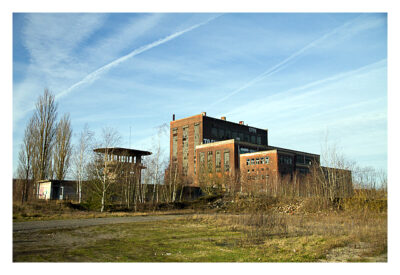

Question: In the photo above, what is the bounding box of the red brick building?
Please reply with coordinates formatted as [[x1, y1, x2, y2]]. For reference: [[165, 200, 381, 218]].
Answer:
[[170, 113, 320, 187]]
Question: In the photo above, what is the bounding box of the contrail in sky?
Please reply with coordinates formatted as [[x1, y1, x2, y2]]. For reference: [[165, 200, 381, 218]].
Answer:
[[208, 14, 365, 108], [56, 14, 221, 100]]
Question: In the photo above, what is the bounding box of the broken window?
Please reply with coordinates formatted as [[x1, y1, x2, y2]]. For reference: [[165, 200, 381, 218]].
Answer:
[[199, 152, 205, 173], [215, 150, 221, 172], [224, 150, 230, 172], [172, 132, 178, 161], [207, 151, 213, 173], [182, 126, 189, 174]]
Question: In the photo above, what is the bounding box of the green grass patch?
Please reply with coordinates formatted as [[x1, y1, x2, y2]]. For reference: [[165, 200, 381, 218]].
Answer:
[[13, 214, 386, 262]]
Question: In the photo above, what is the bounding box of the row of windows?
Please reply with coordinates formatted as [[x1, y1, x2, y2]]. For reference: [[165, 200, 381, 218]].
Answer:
[[246, 157, 270, 165], [200, 150, 230, 173], [279, 155, 293, 165], [296, 155, 313, 165], [247, 167, 269, 173], [210, 127, 264, 145]]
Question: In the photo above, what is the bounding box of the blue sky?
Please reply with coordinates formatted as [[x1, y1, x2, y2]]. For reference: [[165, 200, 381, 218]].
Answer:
[[12, 13, 387, 175]]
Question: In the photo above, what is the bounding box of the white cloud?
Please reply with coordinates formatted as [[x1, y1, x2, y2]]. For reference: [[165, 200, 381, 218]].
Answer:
[[55, 14, 221, 99], [209, 14, 386, 108], [22, 13, 107, 72]]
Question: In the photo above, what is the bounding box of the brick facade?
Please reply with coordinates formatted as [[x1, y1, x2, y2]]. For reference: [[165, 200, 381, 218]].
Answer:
[[170, 113, 320, 187]]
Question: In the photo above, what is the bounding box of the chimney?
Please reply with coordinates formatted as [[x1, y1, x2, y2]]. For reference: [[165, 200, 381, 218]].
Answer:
[[201, 112, 206, 116], [172, 114, 175, 121], [239, 121, 244, 125], [221, 116, 226, 121]]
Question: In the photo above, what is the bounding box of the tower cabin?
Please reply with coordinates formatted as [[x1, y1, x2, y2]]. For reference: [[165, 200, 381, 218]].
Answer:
[[93, 147, 152, 184]]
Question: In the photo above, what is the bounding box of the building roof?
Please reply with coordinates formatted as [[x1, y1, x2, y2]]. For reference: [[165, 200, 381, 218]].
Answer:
[[93, 147, 152, 156], [267, 145, 319, 157]]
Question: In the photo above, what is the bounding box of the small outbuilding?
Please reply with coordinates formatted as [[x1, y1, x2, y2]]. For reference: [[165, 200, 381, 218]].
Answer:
[[37, 180, 78, 200]]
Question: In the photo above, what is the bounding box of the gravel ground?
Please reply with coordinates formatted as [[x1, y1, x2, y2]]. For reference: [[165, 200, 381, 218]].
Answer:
[[13, 214, 188, 232]]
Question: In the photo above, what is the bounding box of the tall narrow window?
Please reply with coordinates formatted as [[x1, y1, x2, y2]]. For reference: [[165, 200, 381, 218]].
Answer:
[[199, 152, 205, 173], [172, 128, 178, 161], [224, 150, 230, 172], [215, 150, 221, 172], [194, 123, 200, 175], [257, 136, 261, 145], [182, 126, 189, 175], [207, 151, 213, 173], [194, 123, 200, 149]]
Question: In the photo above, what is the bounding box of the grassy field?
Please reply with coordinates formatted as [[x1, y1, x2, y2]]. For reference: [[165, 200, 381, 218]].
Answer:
[[13, 210, 386, 262]]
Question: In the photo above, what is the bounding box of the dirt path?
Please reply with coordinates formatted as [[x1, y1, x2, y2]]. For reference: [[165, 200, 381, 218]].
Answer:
[[13, 214, 189, 232]]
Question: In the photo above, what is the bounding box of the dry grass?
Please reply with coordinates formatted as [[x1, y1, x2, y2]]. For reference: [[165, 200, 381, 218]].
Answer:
[[13, 200, 195, 222], [187, 200, 387, 262]]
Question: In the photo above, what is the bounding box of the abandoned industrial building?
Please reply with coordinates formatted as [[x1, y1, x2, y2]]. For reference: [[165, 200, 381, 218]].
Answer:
[[170, 112, 333, 189]]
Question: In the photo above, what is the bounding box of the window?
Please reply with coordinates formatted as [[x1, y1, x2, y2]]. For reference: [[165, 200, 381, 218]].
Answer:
[[232, 131, 237, 140], [194, 123, 200, 150], [265, 156, 269, 164], [246, 159, 250, 165], [239, 133, 244, 141], [199, 152, 205, 173], [260, 157, 264, 164], [279, 155, 292, 165], [224, 150, 230, 172], [207, 151, 213, 173], [215, 151, 221, 172], [257, 136, 261, 145], [296, 155, 305, 164], [245, 134, 250, 142], [218, 128, 224, 139], [172, 128, 178, 160], [251, 135, 256, 144], [255, 158, 259, 164], [182, 126, 189, 172], [251, 158, 255, 165]]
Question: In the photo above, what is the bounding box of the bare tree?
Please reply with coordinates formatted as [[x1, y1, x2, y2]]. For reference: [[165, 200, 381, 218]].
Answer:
[[33, 89, 58, 181], [142, 124, 168, 204], [73, 124, 93, 203], [87, 127, 121, 212], [53, 114, 72, 180], [16, 117, 36, 203]]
